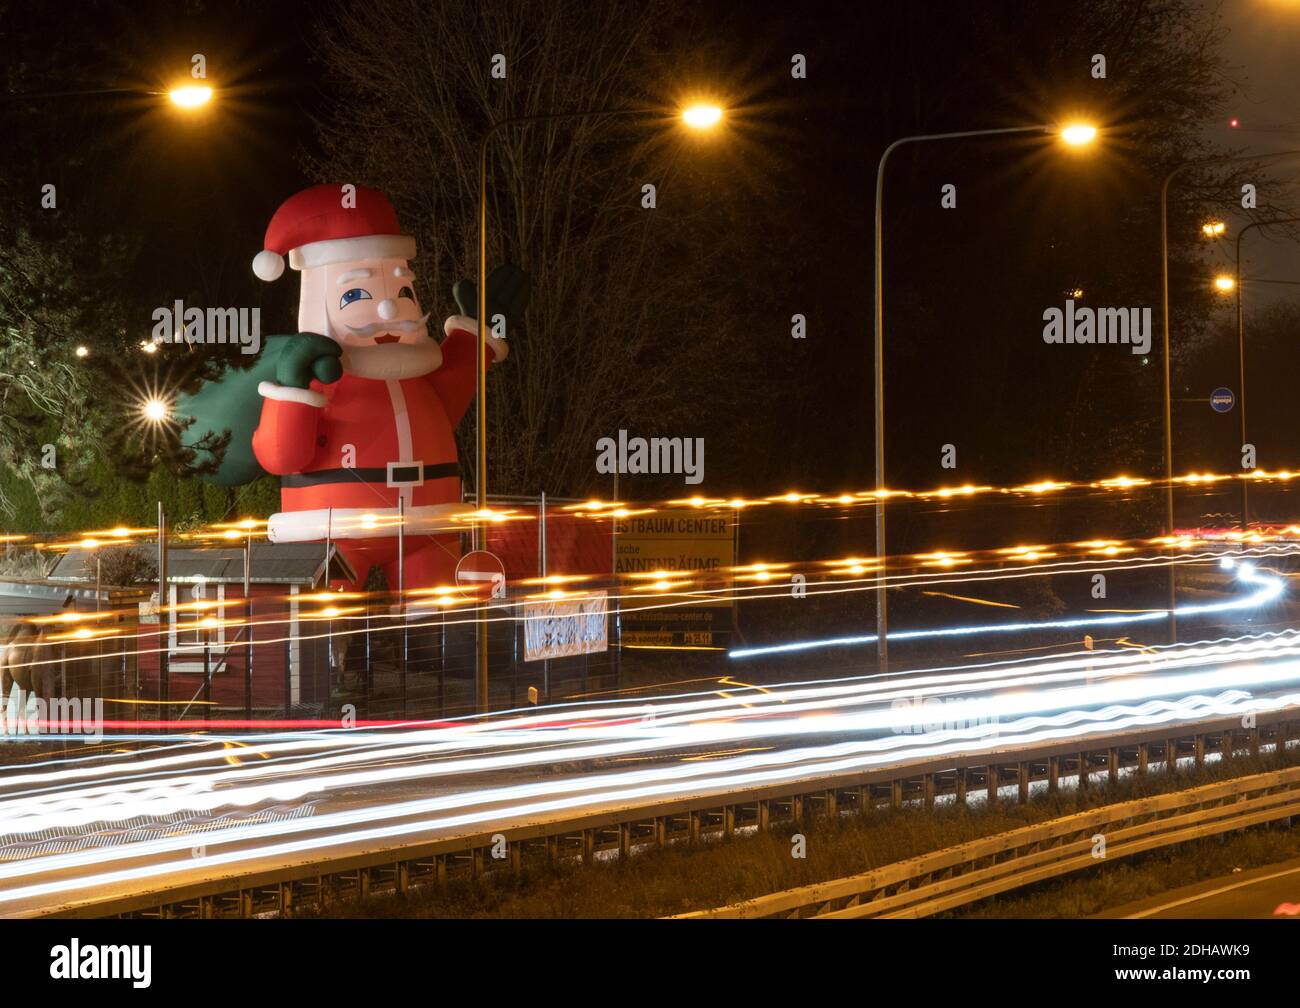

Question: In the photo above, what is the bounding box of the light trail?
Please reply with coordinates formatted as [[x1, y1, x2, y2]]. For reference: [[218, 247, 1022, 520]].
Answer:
[[7, 456, 1300, 914], [3, 602, 1300, 914], [728, 560, 1284, 659], [1, 687, 1297, 910], [5, 607, 1300, 834], [23, 464, 1300, 561], [6, 543, 1295, 690], [0, 693, 1261, 887]]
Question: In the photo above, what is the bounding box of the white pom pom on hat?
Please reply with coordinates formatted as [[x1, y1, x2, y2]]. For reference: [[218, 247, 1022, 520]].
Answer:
[[252, 249, 285, 282]]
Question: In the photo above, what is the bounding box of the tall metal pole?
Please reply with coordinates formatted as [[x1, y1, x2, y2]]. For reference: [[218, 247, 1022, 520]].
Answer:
[[157, 501, 168, 724], [95, 554, 103, 702], [476, 135, 491, 532], [1159, 167, 1180, 642], [324, 507, 332, 585], [324, 507, 334, 686], [398, 495, 407, 716], [611, 470, 621, 687], [243, 534, 253, 721], [1160, 151, 1300, 640], [1233, 217, 1300, 533], [202, 626, 212, 723], [874, 124, 1050, 673], [475, 121, 499, 714], [1236, 224, 1246, 535], [539, 491, 549, 703]]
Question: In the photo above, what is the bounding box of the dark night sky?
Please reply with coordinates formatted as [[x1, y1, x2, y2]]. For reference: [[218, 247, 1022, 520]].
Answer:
[[1199, 0, 1300, 302], [5, 0, 1298, 521]]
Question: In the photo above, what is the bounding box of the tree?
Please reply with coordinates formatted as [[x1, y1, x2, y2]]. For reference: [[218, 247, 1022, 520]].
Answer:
[[309, 0, 780, 498]]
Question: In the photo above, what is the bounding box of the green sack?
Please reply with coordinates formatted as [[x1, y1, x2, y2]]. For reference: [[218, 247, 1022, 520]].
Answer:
[[175, 335, 295, 486]]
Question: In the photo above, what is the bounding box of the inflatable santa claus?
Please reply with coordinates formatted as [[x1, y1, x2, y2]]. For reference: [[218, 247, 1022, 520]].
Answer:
[[189, 182, 525, 591]]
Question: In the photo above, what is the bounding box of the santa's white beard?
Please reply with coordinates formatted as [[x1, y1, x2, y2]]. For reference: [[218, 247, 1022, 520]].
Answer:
[[340, 339, 442, 380]]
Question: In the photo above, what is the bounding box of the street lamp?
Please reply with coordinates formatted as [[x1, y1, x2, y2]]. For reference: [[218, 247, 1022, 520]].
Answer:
[[1061, 123, 1098, 146], [1234, 216, 1300, 531], [682, 104, 723, 129], [1158, 148, 1300, 642], [1202, 220, 1227, 237], [142, 398, 169, 423], [872, 120, 1097, 671], [474, 100, 725, 711], [167, 85, 213, 109], [1213, 274, 1236, 292]]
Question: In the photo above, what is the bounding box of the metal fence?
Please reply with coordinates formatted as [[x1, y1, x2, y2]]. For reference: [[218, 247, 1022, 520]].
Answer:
[[0, 494, 628, 731]]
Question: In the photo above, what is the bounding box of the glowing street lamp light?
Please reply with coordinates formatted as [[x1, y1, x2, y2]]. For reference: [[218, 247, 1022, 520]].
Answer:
[[682, 104, 723, 130], [168, 85, 213, 109], [142, 398, 169, 423], [1060, 123, 1098, 146], [1202, 220, 1227, 237], [1214, 274, 1236, 293]]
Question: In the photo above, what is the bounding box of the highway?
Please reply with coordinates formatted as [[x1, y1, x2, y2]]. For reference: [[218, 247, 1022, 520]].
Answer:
[[1105, 856, 1300, 919], [3, 560, 1300, 918]]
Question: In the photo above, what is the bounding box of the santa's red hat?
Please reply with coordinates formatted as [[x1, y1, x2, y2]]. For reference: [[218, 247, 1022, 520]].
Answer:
[[252, 184, 416, 281]]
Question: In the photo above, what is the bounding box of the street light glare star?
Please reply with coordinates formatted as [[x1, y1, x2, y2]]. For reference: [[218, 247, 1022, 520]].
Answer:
[[1060, 123, 1098, 146], [169, 85, 213, 109], [142, 398, 169, 422], [1214, 275, 1236, 292], [682, 104, 724, 129]]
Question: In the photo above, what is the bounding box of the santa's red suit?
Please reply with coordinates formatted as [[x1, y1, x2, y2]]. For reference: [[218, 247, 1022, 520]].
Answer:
[[251, 319, 501, 591], [247, 183, 506, 592]]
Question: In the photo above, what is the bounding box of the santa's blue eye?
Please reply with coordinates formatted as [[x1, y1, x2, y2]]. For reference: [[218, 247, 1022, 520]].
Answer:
[[340, 288, 372, 308]]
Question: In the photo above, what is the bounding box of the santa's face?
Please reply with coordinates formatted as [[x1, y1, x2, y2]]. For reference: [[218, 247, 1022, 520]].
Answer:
[[299, 256, 442, 380]]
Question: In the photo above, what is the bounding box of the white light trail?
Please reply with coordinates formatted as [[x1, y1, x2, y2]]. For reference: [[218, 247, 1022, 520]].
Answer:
[[729, 562, 1284, 659]]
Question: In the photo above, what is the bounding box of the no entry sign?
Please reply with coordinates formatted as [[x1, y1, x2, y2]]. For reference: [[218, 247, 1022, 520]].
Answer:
[[455, 550, 507, 599]]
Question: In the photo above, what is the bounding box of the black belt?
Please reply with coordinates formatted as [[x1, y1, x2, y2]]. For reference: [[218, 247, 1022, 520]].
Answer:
[[282, 462, 460, 489]]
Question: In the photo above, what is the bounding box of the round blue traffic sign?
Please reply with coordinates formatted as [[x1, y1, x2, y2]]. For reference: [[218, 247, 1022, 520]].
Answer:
[[1210, 388, 1234, 413]]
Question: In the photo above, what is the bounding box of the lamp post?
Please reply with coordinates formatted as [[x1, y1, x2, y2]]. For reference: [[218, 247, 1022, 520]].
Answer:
[[243, 531, 253, 721], [1234, 217, 1300, 531], [5, 85, 215, 107], [1159, 150, 1300, 640], [472, 101, 724, 711], [157, 501, 168, 724], [873, 121, 1096, 672]]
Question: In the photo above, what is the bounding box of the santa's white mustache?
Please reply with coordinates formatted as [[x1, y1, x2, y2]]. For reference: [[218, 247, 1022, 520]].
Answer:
[[345, 314, 430, 337]]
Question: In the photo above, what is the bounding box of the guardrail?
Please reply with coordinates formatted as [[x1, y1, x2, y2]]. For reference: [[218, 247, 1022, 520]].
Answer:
[[29, 707, 1300, 918], [676, 764, 1300, 919]]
